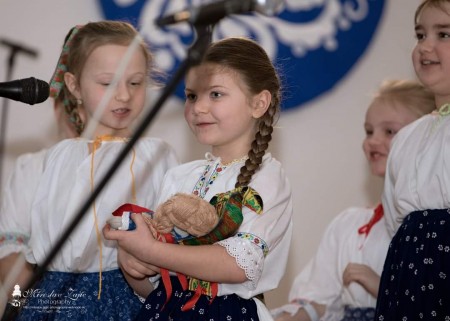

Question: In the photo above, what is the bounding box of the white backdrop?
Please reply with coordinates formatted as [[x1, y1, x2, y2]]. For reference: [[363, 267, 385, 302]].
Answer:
[[0, 0, 421, 309]]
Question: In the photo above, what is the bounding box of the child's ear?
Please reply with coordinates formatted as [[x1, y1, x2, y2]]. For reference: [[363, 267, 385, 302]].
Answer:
[[64, 72, 81, 99], [252, 90, 271, 119]]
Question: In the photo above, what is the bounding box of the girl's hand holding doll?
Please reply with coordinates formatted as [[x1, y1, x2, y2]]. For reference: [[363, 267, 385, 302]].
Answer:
[[104, 213, 159, 278]]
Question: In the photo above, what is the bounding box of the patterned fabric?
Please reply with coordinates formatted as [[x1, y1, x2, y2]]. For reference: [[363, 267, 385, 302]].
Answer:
[[0, 232, 29, 247], [192, 162, 223, 199], [182, 186, 263, 246], [342, 306, 375, 321], [173, 186, 263, 310], [135, 276, 259, 321], [15, 269, 142, 321], [375, 208, 450, 320], [49, 25, 82, 98], [236, 232, 268, 257]]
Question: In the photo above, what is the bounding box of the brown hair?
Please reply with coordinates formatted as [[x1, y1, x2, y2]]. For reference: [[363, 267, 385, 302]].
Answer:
[[415, 0, 450, 24], [372, 79, 436, 118], [57, 20, 154, 135], [200, 37, 281, 188]]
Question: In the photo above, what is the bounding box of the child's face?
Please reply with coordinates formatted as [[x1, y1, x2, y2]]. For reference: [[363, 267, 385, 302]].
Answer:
[[413, 3, 450, 100], [76, 44, 147, 137], [362, 99, 418, 177], [184, 63, 258, 161]]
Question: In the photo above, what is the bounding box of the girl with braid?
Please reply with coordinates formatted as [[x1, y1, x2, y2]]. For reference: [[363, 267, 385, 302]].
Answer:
[[0, 21, 178, 320], [103, 37, 294, 321]]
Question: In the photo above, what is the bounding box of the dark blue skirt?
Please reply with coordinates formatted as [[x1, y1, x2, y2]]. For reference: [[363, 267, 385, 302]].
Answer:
[[341, 306, 375, 321], [16, 269, 142, 321], [375, 208, 450, 320], [135, 276, 259, 321]]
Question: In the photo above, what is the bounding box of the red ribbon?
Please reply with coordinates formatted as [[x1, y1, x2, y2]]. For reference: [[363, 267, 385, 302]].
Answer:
[[358, 204, 384, 237], [112, 203, 152, 216]]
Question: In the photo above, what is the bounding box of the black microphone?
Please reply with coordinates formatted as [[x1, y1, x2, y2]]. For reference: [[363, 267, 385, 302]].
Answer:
[[156, 0, 285, 26], [0, 77, 50, 105]]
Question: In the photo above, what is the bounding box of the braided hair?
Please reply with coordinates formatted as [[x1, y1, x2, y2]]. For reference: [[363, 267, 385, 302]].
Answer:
[[200, 37, 281, 188]]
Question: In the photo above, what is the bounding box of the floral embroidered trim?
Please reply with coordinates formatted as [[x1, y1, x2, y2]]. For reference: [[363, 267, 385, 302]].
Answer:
[[192, 153, 248, 199], [192, 162, 223, 199], [237, 232, 269, 257], [0, 232, 29, 247]]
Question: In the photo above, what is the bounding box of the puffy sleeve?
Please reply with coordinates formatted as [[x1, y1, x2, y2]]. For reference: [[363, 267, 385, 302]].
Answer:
[[382, 114, 449, 237], [0, 150, 47, 259], [217, 156, 293, 296]]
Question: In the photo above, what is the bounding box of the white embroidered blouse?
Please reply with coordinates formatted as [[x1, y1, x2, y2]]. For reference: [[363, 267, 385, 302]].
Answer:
[[152, 152, 293, 299]]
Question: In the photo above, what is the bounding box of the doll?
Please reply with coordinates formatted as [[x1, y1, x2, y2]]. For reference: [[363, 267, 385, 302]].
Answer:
[[108, 186, 263, 309]]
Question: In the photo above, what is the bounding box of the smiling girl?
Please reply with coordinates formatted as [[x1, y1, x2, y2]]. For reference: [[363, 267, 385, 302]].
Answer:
[[104, 37, 293, 321], [271, 79, 435, 321], [0, 21, 178, 321], [376, 0, 450, 319]]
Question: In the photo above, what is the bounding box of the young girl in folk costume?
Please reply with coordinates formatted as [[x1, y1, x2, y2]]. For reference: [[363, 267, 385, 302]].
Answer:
[[375, 1, 450, 319], [103, 37, 293, 321], [270, 80, 435, 321], [0, 20, 179, 320]]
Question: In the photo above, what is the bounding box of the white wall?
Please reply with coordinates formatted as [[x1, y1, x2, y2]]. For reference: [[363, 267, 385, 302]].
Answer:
[[0, 0, 421, 309]]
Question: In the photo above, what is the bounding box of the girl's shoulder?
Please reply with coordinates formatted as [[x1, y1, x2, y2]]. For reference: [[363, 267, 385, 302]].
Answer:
[[135, 136, 177, 156], [332, 206, 376, 225], [323, 206, 379, 235], [45, 138, 86, 156], [252, 153, 288, 183], [164, 158, 208, 175]]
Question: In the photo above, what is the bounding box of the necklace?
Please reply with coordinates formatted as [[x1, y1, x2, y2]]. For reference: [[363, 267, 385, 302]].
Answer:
[[221, 156, 249, 167]]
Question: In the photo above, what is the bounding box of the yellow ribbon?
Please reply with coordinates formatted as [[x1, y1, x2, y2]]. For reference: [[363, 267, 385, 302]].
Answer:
[[90, 135, 136, 299]]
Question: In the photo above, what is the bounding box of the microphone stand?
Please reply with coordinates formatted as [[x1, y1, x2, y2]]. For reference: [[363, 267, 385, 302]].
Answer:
[[0, 23, 213, 321], [0, 41, 38, 202]]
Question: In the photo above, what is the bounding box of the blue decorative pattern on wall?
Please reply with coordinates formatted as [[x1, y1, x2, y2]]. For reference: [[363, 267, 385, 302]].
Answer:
[[98, 0, 385, 110]]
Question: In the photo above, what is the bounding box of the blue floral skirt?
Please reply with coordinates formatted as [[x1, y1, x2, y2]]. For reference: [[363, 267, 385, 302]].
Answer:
[[342, 306, 375, 321], [375, 209, 450, 320], [15, 269, 142, 321], [135, 276, 259, 321]]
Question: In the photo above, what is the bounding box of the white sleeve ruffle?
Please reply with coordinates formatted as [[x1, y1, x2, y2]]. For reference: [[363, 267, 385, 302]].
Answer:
[[218, 234, 265, 289]]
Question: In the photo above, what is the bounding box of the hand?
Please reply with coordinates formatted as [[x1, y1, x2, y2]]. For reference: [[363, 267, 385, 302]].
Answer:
[[342, 262, 380, 298], [118, 247, 159, 279], [103, 213, 158, 264]]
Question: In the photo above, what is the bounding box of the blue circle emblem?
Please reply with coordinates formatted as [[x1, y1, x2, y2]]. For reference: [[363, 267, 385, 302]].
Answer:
[[98, 0, 385, 110]]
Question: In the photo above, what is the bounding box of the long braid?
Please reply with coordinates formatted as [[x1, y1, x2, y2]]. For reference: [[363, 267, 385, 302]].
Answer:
[[236, 100, 277, 188]]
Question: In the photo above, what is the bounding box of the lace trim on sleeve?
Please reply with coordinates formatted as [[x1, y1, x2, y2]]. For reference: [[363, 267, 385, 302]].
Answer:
[[217, 233, 268, 289]]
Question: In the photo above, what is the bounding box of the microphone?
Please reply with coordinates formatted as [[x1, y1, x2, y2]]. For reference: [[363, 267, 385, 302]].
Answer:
[[0, 77, 50, 105], [0, 38, 38, 59], [156, 0, 285, 26]]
